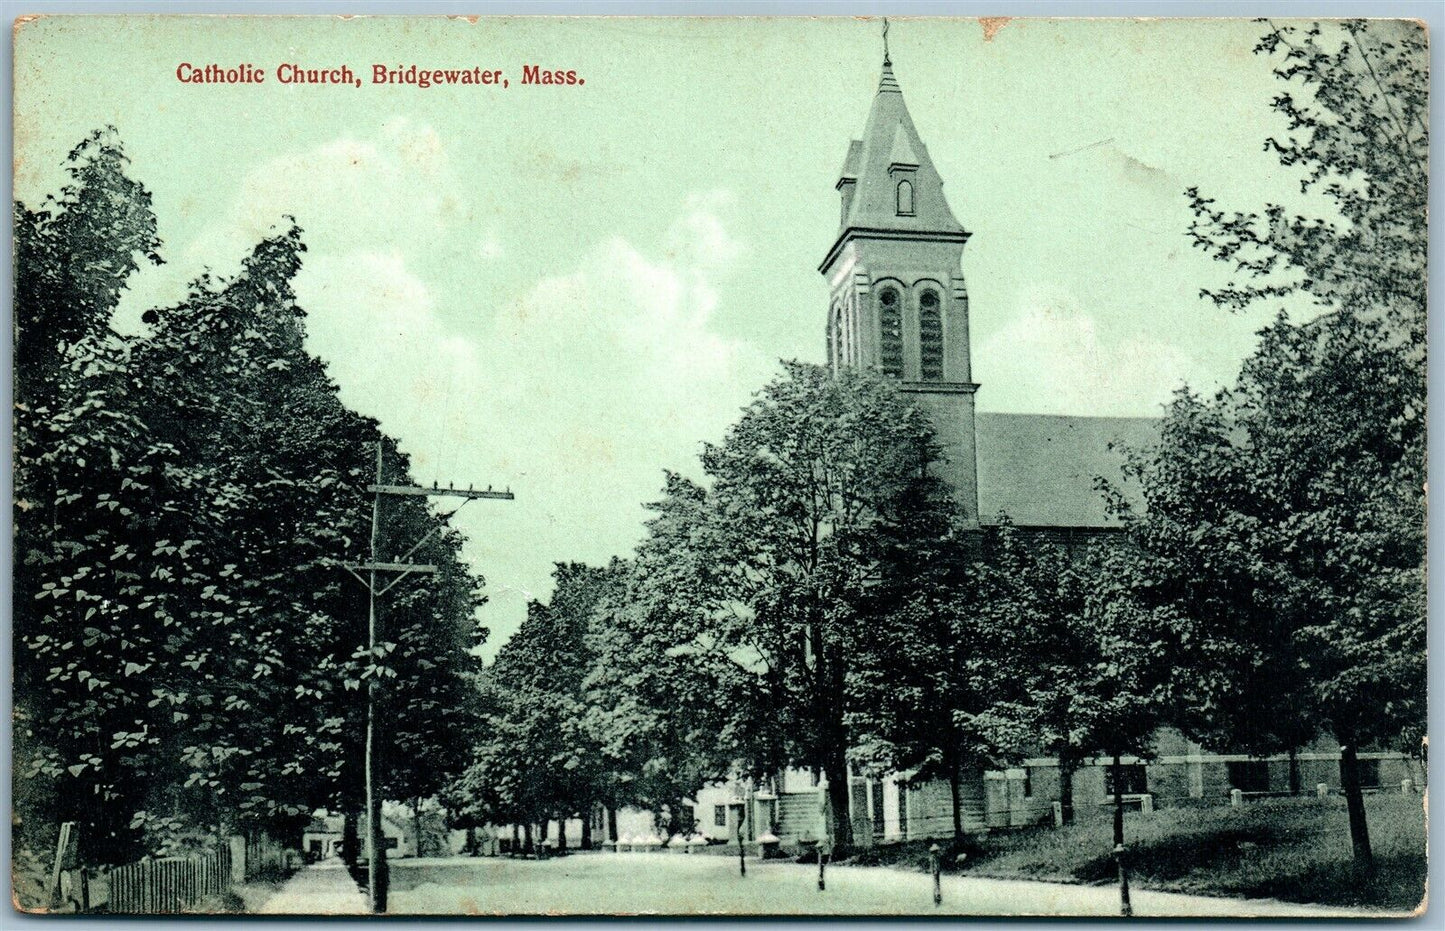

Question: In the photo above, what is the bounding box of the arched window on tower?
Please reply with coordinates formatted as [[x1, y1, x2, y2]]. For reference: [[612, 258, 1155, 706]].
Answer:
[[919, 290, 944, 380], [896, 179, 915, 216], [878, 288, 903, 377]]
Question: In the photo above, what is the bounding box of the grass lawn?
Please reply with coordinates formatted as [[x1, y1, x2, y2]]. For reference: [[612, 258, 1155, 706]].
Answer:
[[849, 794, 1426, 911]]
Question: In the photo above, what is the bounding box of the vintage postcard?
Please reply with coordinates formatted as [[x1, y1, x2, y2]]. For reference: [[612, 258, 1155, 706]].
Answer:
[[11, 14, 1428, 918]]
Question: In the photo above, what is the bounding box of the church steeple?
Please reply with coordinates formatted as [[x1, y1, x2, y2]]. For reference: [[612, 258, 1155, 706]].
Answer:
[[820, 28, 980, 526], [825, 43, 965, 263]]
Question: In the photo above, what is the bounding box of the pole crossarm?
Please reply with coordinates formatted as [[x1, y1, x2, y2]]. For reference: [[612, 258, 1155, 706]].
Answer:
[[367, 483, 514, 500], [345, 561, 439, 574]]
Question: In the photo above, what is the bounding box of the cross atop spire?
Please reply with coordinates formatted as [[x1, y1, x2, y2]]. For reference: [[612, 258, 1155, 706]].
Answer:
[[878, 19, 901, 94]]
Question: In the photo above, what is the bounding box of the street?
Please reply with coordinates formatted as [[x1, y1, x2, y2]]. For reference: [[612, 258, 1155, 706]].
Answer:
[[250, 854, 1383, 917]]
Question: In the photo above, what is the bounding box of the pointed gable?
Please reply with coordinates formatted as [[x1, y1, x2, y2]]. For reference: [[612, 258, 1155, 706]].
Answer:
[[834, 60, 963, 236], [888, 125, 919, 170]]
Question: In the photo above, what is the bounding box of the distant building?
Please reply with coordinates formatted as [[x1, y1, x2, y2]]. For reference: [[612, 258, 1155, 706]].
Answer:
[[302, 807, 414, 861]]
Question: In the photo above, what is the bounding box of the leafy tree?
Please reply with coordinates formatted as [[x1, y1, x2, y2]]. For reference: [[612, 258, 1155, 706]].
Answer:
[[14, 128, 172, 865], [964, 527, 1175, 839], [15, 131, 490, 869], [455, 563, 615, 851], [1163, 19, 1427, 865], [845, 482, 979, 838], [624, 362, 958, 849], [582, 548, 741, 838]]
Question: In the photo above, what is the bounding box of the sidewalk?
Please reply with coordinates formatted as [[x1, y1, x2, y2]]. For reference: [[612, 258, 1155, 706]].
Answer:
[[251, 860, 367, 915]]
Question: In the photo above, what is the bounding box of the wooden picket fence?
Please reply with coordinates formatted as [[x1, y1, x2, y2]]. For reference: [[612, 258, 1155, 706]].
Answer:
[[108, 843, 232, 914]]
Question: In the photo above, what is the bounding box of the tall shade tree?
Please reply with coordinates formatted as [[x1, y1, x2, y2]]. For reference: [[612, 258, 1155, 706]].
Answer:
[[1161, 19, 1427, 865], [583, 547, 744, 838], [15, 132, 489, 868], [845, 480, 978, 839], [14, 128, 168, 865], [633, 361, 958, 849], [457, 563, 614, 850], [964, 527, 1176, 837]]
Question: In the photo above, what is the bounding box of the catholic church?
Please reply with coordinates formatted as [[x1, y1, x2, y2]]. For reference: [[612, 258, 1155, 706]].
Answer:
[[664, 39, 1426, 850], [507, 39, 1424, 856], [820, 39, 1156, 542]]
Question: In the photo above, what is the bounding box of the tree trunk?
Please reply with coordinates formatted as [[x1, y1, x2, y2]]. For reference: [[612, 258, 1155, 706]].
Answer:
[[411, 796, 423, 858], [1111, 753, 1125, 849], [342, 811, 361, 867], [466, 826, 477, 856], [665, 799, 682, 839], [522, 822, 533, 858], [511, 822, 521, 856], [1339, 741, 1374, 867], [607, 806, 619, 845], [947, 754, 964, 838], [1058, 752, 1076, 826], [556, 818, 567, 854], [581, 808, 593, 850], [1288, 748, 1302, 796], [822, 749, 854, 851]]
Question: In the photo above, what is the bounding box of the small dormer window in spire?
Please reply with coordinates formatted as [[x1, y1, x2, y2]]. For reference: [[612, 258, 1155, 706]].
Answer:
[[896, 179, 915, 217]]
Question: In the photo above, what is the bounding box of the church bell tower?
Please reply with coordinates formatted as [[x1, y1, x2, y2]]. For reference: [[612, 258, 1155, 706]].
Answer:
[[820, 40, 981, 527]]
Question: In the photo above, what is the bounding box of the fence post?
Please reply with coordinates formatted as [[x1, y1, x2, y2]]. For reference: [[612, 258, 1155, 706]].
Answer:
[[49, 821, 75, 911], [1316, 783, 1329, 799], [1230, 789, 1243, 808], [228, 836, 246, 884], [1052, 801, 1063, 828], [929, 843, 942, 906], [1402, 779, 1414, 795]]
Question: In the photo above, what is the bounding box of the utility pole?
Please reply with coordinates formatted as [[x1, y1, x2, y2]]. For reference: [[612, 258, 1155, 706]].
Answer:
[[342, 440, 514, 914]]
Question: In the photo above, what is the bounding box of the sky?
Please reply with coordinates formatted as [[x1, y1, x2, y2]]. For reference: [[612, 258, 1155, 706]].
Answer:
[[14, 15, 1336, 657]]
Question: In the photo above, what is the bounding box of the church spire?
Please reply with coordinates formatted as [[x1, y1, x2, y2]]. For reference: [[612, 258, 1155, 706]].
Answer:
[[819, 25, 979, 527], [825, 27, 963, 241]]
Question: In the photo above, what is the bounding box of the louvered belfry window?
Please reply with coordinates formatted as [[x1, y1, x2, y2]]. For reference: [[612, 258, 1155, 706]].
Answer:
[[879, 288, 903, 377], [919, 290, 943, 379]]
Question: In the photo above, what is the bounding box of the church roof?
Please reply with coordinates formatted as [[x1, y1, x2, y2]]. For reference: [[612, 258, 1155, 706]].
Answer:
[[975, 413, 1159, 528], [833, 60, 964, 237]]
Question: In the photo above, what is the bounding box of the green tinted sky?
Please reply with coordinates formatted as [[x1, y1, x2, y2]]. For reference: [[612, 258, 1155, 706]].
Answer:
[[15, 15, 1336, 654]]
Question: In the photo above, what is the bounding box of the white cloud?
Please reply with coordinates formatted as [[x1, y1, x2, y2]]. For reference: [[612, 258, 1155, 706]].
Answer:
[[291, 185, 769, 656], [476, 232, 504, 260], [975, 291, 1202, 417], [114, 119, 772, 656], [116, 117, 465, 331]]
